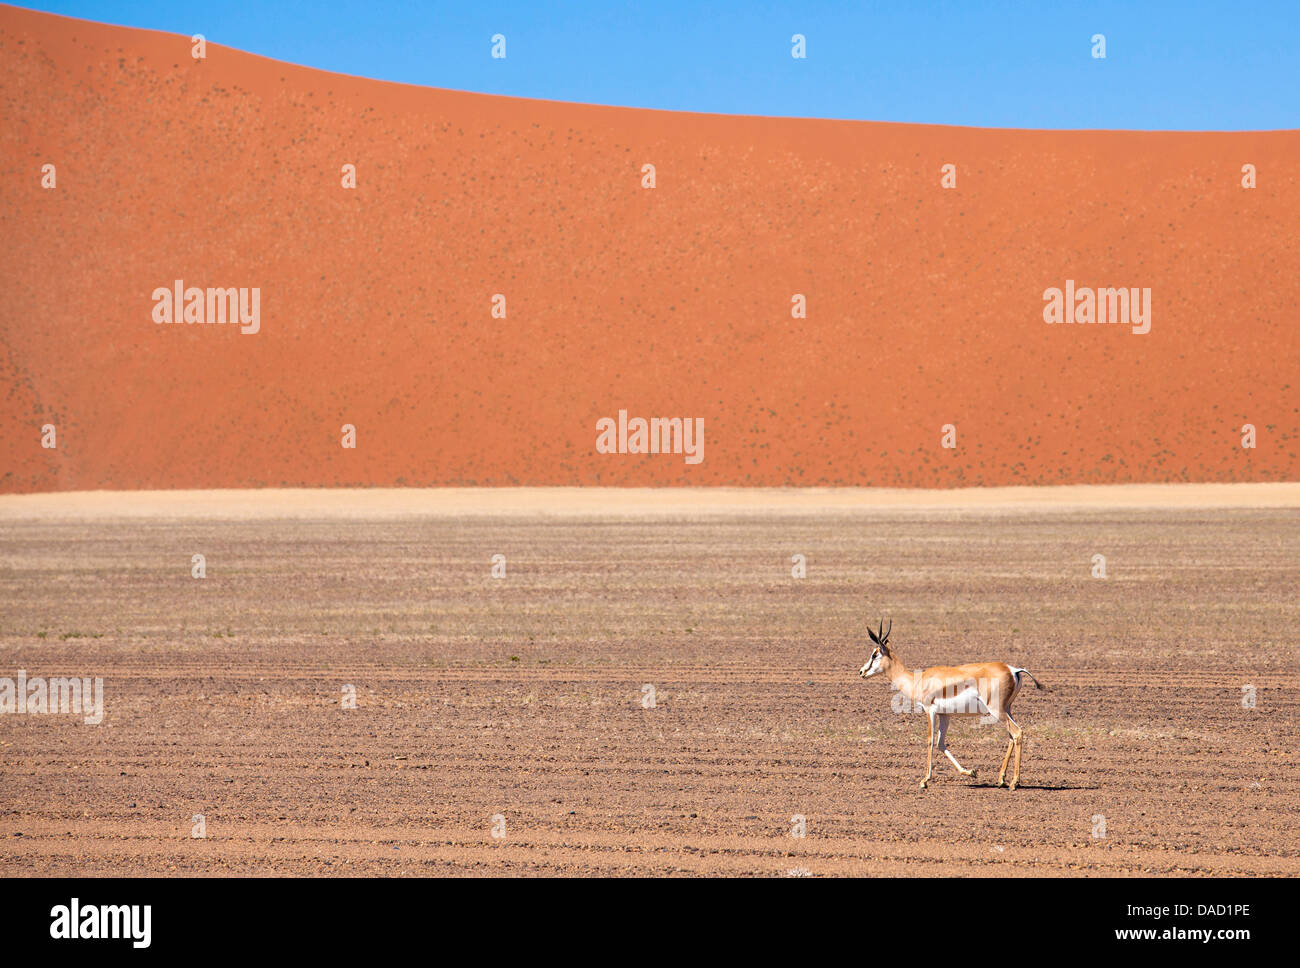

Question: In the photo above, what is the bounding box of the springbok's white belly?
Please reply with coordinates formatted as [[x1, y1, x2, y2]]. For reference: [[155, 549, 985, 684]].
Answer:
[[928, 686, 986, 716]]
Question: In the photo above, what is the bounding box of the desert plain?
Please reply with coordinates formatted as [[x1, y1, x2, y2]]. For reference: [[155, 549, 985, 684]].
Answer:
[[0, 486, 1296, 876]]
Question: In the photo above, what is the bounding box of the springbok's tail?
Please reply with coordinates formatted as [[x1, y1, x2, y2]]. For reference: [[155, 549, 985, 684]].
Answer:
[[1016, 668, 1047, 692]]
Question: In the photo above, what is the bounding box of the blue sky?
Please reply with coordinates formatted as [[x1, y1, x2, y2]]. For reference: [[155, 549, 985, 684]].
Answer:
[[15, 1, 1299, 130]]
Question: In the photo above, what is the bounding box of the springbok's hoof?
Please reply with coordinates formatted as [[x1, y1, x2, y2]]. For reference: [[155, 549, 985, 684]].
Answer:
[[1008, 782, 1018, 791], [967, 770, 978, 779], [995, 778, 1006, 788], [919, 779, 929, 790]]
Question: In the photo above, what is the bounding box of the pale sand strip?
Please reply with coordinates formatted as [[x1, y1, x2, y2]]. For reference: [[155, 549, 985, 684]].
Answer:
[[0, 483, 1296, 520]]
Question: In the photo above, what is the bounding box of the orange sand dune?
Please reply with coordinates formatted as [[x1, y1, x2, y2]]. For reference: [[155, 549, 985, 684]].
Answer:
[[1, 5, 1296, 492]]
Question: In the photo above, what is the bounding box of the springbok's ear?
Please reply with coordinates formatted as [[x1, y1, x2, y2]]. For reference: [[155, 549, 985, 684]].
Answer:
[[866, 628, 880, 645]]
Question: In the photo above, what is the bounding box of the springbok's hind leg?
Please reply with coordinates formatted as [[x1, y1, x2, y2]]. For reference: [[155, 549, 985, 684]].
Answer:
[[1000, 716, 1024, 790], [1010, 730, 1025, 791], [984, 699, 1024, 789], [996, 738, 1014, 787], [920, 707, 935, 789]]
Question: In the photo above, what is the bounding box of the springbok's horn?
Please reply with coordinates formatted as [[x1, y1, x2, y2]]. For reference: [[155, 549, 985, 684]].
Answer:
[[883, 618, 892, 643]]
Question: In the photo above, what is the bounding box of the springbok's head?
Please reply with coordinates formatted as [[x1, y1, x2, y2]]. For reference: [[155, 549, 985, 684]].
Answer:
[[858, 618, 893, 678]]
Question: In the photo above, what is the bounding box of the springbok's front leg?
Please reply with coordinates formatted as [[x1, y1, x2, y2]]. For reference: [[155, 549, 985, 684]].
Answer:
[[920, 706, 935, 789], [936, 715, 976, 777]]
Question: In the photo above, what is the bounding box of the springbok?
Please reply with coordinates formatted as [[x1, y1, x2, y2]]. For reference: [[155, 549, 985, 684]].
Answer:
[[857, 619, 1045, 790]]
